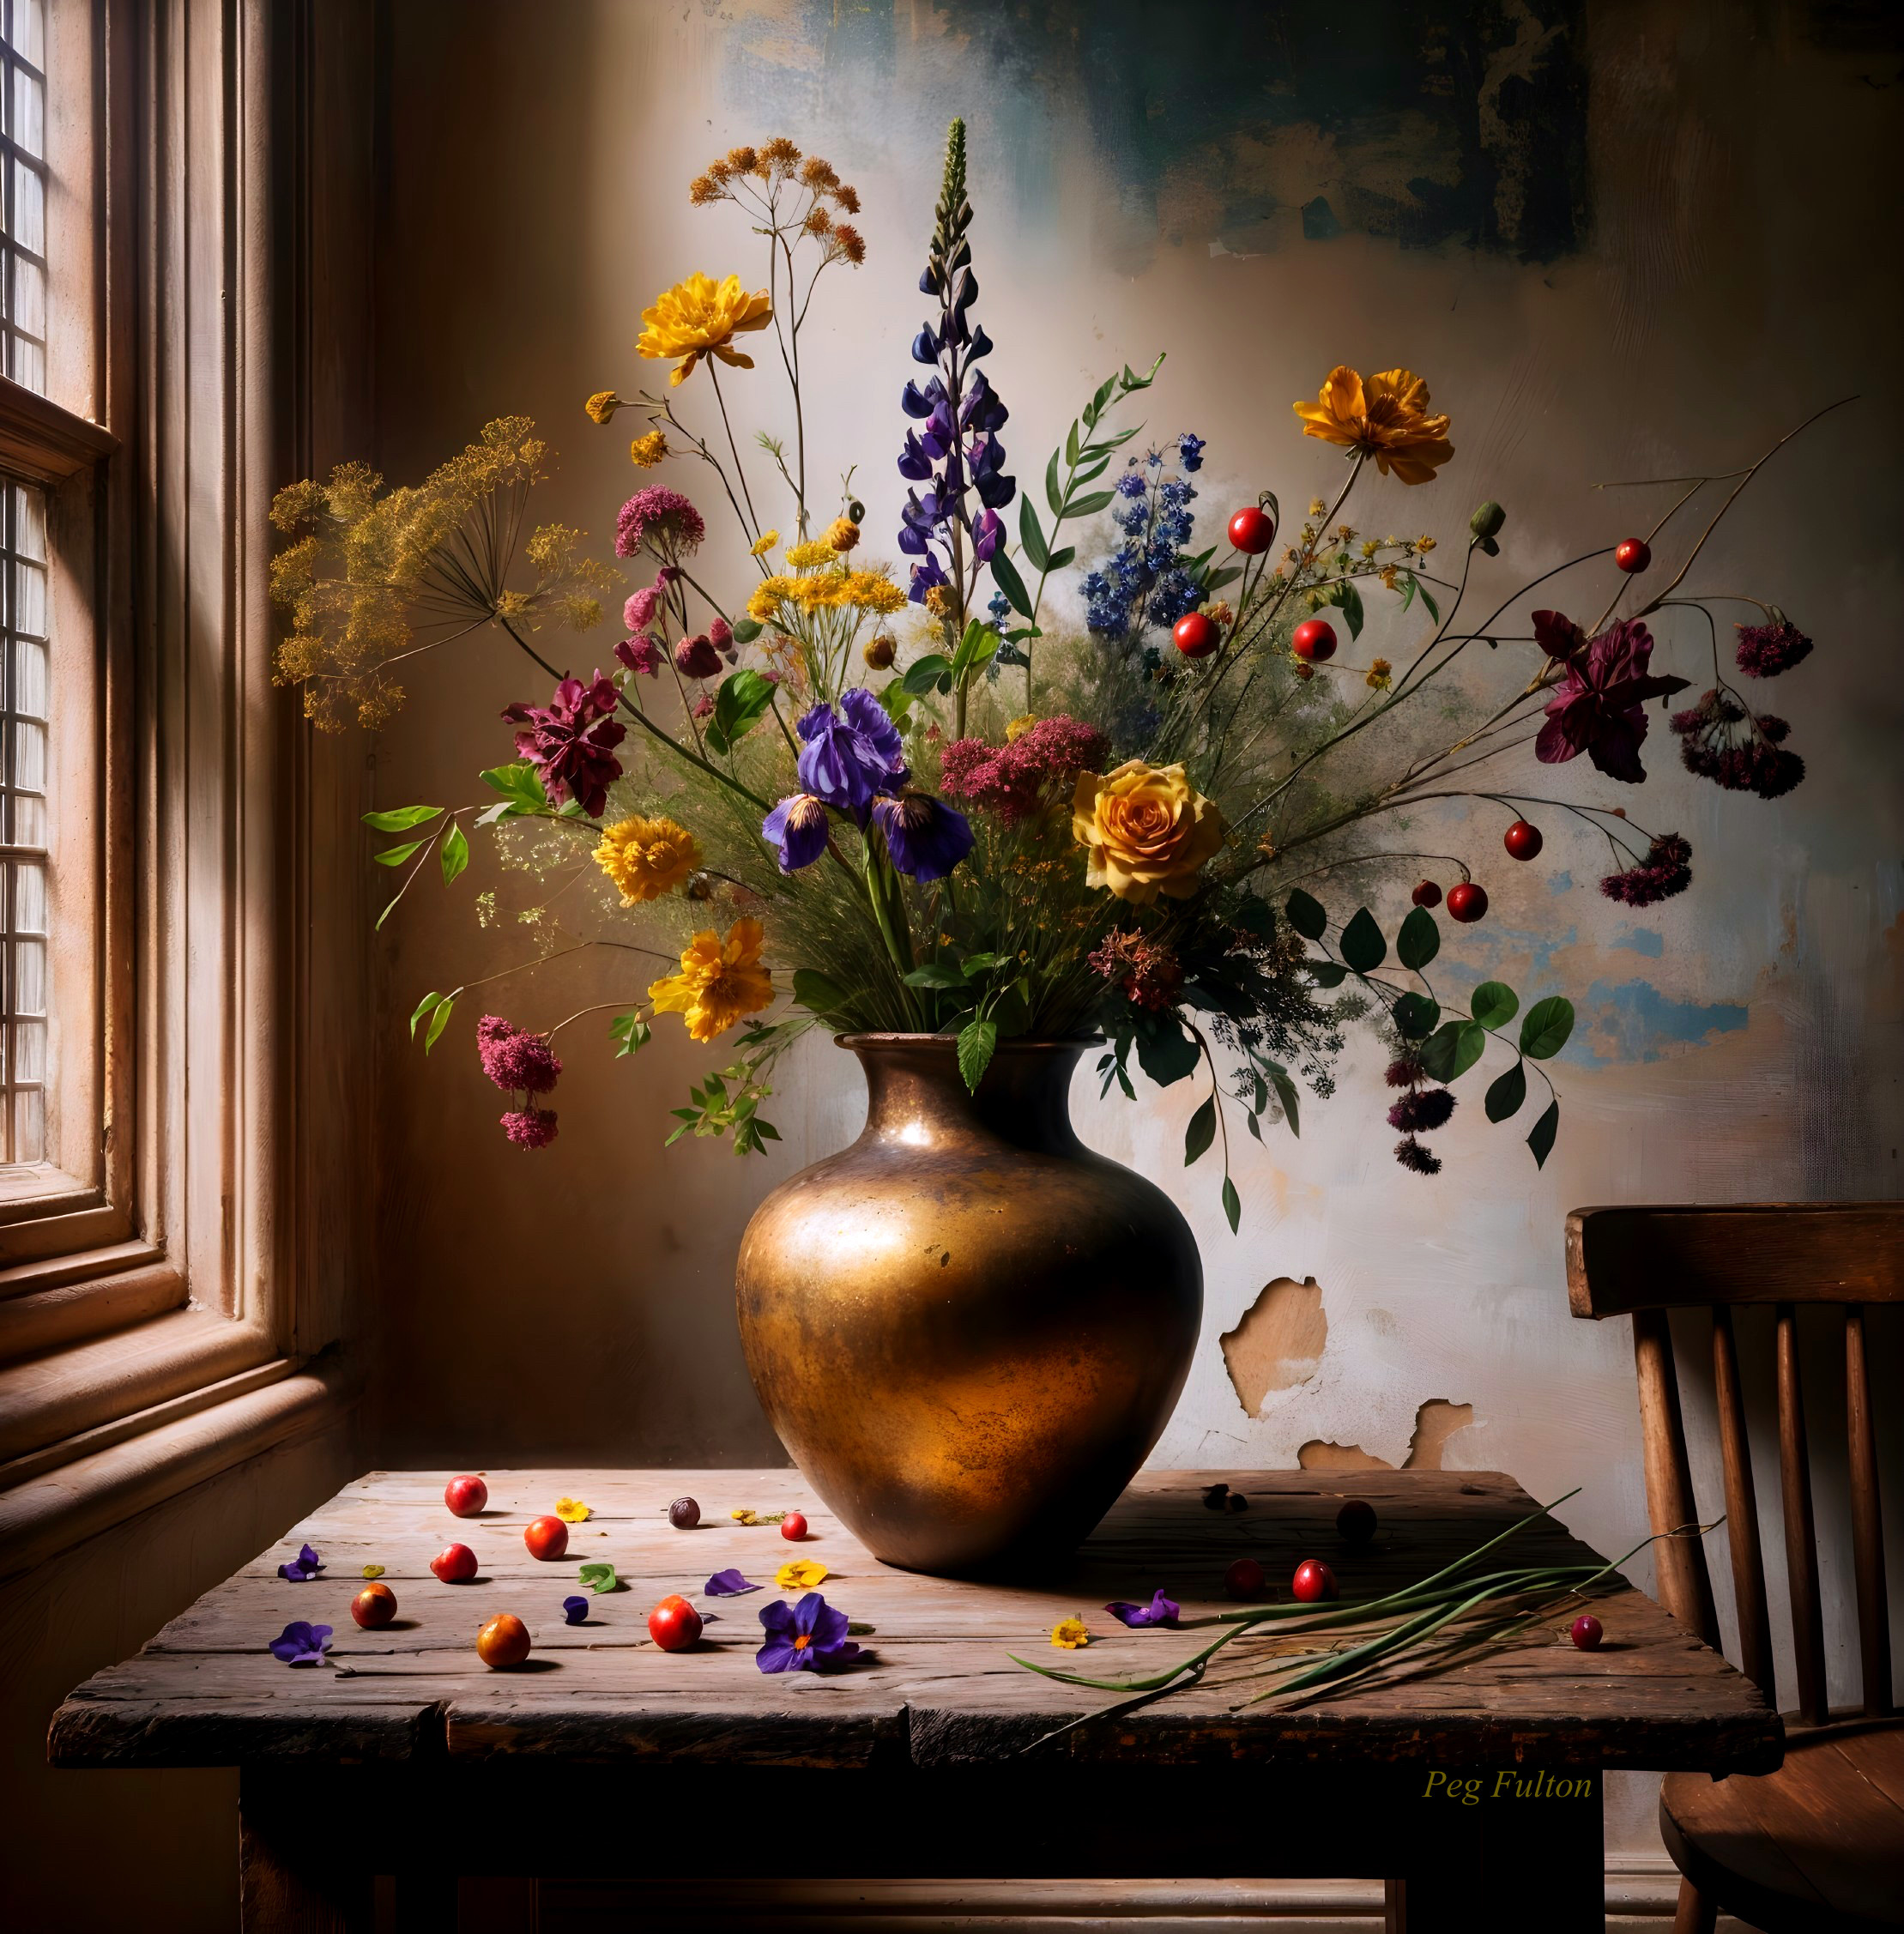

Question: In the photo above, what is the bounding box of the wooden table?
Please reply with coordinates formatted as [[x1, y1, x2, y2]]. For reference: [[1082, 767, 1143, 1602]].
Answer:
[[51, 1467, 1779, 1931]]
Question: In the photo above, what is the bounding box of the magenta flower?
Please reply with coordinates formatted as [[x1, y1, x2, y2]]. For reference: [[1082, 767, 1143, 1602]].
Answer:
[[1671, 689, 1805, 798], [269, 1620, 332, 1665], [500, 1107, 559, 1150], [624, 584, 665, 632], [277, 1544, 322, 1583], [476, 1017, 560, 1096], [1105, 1588, 1181, 1629], [502, 670, 626, 816], [615, 486, 704, 561], [1387, 1088, 1455, 1133], [615, 634, 662, 678], [674, 633, 722, 680], [940, 715, 1108, 825], [1734, 619, 1812, 678], [757, 1591, 863, 1673], [709, 615, 735, 661], [1534, 618, 1688, 783], [704, 1569, 761, 1596], [1600, 832, 1693, 907]]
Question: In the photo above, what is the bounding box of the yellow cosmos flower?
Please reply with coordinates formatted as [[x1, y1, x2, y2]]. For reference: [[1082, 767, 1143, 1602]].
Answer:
[[595, 815, 701, 907], [785, 538, 838, 571], [749, 529, 780, 558], [628, 430, 669, 468], [776, 1557, 829, 1590], [584, 390, 623, 424], [1050, 1617, 1091, 1650], [748, 576, 795, 623], [1073, 760, 1228, 905], [555, 1497, 591, 1523], [1293, 366, 1454, 485], [1366, 657, 1393, 691], [823, 516, 861, 553], [638, 272, 773, 387], [839, 571, 905, 615], [649, 917, 774, 1043]]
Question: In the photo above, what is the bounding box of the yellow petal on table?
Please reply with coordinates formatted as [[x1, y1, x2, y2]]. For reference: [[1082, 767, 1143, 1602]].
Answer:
[[776, 1558, 829, 1591], [1050, 1617, 1091, 1650], [361, 1565, 385, 1580], [555, 1497, 591, 1523]]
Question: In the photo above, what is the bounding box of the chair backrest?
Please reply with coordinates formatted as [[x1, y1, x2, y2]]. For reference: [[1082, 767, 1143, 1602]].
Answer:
[[1567, 1202, 1901, 1725]]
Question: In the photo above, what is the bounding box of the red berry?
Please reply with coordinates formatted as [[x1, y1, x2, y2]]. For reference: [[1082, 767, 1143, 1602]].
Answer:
[[1291, 618, 1337, 662], [1224, 1556, 1266, 1599], [781, 1512, 808, 1541], [1447, 881, 1489, 924], [1614, 538, 1651, 574], [1335, 1499, 1377, 1544], [1570, 1614, 1604, 1651], [1291, 1559, 1337, 1604], [1411, 880, 1442, 910], [351, 1582, 397, 1629], [1172, 610, 1219, 658], [1228, 505, 1276, 554], [1503, 819, 1544, 861], [444, 1475, 487, 1518], [648, 1594, 703, 1653], [431, 1543, 478, 1584], [523, 1515, 569, 1562]]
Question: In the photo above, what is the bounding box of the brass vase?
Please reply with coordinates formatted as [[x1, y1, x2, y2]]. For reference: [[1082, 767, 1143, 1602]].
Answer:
[[735, 1034, 1202, 1575]]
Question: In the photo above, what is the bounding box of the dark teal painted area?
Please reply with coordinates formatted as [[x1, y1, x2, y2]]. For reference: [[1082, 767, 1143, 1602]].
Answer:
[[720, 1, 1590, 263]]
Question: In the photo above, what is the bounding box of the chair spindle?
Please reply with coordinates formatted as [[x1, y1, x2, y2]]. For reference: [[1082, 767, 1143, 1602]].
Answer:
[[1774, 1302, 1828, 1725], [1844, 1304, 1894, 1717], [1633, 1306, 1720, 1647], [1710, 1304, 1774, 1704]]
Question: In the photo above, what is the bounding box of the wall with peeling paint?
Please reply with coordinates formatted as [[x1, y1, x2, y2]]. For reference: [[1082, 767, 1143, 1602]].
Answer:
[[366, 0, 1904, 1871]]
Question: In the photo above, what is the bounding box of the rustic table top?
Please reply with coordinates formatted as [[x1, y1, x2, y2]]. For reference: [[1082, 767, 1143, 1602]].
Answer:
[[50, 1466, 1780, 1774]]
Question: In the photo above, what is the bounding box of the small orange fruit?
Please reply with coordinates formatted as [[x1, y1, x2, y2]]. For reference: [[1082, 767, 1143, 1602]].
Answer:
[[350, 1581, 397, 1629], [476, 1612, 531, 1670]]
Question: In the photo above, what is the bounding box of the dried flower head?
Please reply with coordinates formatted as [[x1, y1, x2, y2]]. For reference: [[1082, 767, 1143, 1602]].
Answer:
[[1734, 618, 1813, 679], [628, 430, 670, 468], [1599, 832, 1693, 907]]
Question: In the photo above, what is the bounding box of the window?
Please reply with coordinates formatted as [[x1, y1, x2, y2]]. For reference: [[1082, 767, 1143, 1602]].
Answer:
[[0, 0, 46, 396], [0, 480, 45, 1163]]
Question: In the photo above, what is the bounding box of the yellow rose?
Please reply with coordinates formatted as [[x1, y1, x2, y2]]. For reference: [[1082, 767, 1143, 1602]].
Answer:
[[1072, 760, 1227, 905]]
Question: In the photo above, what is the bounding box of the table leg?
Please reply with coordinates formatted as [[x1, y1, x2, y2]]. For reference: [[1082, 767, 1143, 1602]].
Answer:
[[239, 1769, 375, 1934]]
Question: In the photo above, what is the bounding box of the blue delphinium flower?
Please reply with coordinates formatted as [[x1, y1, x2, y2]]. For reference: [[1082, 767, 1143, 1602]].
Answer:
[[1081, 439, 1206, 649], [1177, 432, 1206, 472], [895, 119, 1015, 614]]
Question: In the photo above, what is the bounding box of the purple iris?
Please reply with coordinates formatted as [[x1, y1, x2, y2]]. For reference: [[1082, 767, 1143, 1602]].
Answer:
[[269, 1620, 332, 1665], [870, 793, 974, 882], [1105, 1588, 1182, 1629], [1535, 617, 1689, 783], [277, 1544, 322, 1583], [562, 1595, 589, 1625], [760, 794, 831, 872], [704, 1568, 761, 1597], [795, 689, 909, 819], [756, 1592, 864, 1674]]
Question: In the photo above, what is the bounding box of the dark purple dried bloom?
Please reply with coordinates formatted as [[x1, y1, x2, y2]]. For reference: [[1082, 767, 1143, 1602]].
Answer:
[[1394, 1135, 1442, 1176], [500, 1107, 559, 1150], [562, 1595, 589, 1625], [1734, 619, 1812, 679], [757, 1591, 863, 1673], [476, 1017, 560, 1096], [1105, 1589, 1182, 1629], [277, 1543, 323, 1583], [674, 633, 723, 680], [1671, 688, 1806, 799], [1534, 619, 1689, 783], [502, 670, 626, 816], [1600, 832, 1693, 907], [870, 791, 974, 881], [1387, 1088, 1455, 1133], [1383, 1057, 1422, 1090], [269, 1620, 332, 1665], [704, 1569, 761, 1596], [615, 634, 662, 678]]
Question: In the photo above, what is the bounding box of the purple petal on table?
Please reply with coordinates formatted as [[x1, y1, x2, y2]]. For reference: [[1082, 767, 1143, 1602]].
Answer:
[[269, 1619, 332, 1665], [704, 1568, 760, 1597], [562, 1596, 589, 1625], [1104, 1588, 1182, 1629]]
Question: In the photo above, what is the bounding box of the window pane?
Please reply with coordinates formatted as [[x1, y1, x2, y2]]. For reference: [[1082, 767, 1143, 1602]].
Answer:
[[14, 484, 43, 561], [12, 0, 42, 70], [14, 559, 43, 636], [13, 1087, 42, 1163], [13, 158, 41, 255], [13, 635, 44, 716], [11, 66, 42, 160]]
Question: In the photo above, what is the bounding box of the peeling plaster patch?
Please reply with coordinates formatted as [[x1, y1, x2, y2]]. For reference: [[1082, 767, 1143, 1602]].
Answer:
[[1297, 1398, 1476, 1472], [1221, 1277, 1327, 1417], [1549, 871, 1573, 894], [1611, 926, 1665, 957], [1573, 978, 1749, 1064]]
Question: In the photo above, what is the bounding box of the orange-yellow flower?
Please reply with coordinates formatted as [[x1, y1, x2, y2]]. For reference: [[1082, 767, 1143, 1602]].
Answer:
[[584, 390, 623, 424], [555, 1497, 591, 1523], [595, 814, 700, 906], [1050, 1617, 1091, 1650], [775, 1557, 828, 1591], [1293, 366, 1454, 485], [638, 273, 773, 387], [649, 917, 774, 1043], [628, 430, 669, 468], [1073, 760, 1227, 905]]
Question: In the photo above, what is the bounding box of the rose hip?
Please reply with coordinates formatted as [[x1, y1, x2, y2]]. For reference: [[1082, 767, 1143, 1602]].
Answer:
[[1291, 1559, 1337, 1603], [1224, 1556, 1266, 1599]]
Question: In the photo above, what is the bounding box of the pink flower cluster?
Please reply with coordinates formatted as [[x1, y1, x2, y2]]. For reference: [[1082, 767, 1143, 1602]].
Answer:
[[478, 1016, 561, 1151], [939, 716, 1109, 824], [1734, 619, 1812, 679], [1088, 928, 1182, 1012], [615, 487, 705, 560]]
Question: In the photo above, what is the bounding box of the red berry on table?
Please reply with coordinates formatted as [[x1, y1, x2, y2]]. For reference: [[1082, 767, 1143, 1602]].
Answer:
[[1224, 1556, 1266, 1599], [1291, 1558, 1337, 1604], [1411, 880, 1442, 910], [1447, 881, 1489, 924], [476, 1613, 531, 1670], [1503, 819, 1544, 861], [351, 1582, 397, 1629], [1614, 537, 1650, 573], [1291, 618, 1337, 662], [1570, 1614, 1604, 1651], [648, 1594, 704, 1653], [430, 1542, 478, 1584], [444, 1475, 487, 1518], [781, 1512, 809, 1541], [1228, 505, 1276, 554], [1336, 1499, 1377, 1544], [523, 1515, 569, 1562], [1172, 610, 1219, 658], [668, 1496, 700, 1530]]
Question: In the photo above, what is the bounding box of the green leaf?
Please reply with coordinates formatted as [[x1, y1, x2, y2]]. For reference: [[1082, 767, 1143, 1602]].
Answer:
[[1420, 1019, 1486, 1083], [1047, 545, 1075, 570], [1519, 996, 1575, 1061], [1470, 981, 1520, 1030], [362, 804, 444, 832], [408, 991, 444, 1039], [1398, 572, 1417, 612], [1484, 1060, 1527, 1123], [1064, 418, 1080, 467], [791, 968, 851, 1017], [1222, 1175, 1242, 1234], [423, 995, 454, 1054], [1018, 499, 1049, 572], [988, 547, 1035, 620], [1260, 1056, 1301, 1136], [1284, 889, 1327, 941], [1396, 905, 1440, 971], [479, 763, 548, 809], [1046, 449, 1065, 519], [610, 1012, 650, 1057], [1306, 959, 1349, 989], [957, 1018, 997, 1093], [373, 839, 426, 868], [902, 653, 954, 696], [439, 821, 469, 887], [903, 964, 967, 989], [1183, 1095, 1216, 1167], [577, 1562, 618, 1594], [1133, 1018, 1199, 1088], [706, 668, 777, 755], [876, 680, 915, 722], [1417, 580, 1441, 621], [1526, 1098, 1559, 1168], [951, 624, 1000, 681], [959, 952, 1000, 977], [1064, 489, 1115, 518], [1392, 992, 1441, 1041], [730, 616, 763, 644], [1336, 581, 1365, 639], [1339, 908, 1387, 974], [1246, 1110, 1262, 1141]]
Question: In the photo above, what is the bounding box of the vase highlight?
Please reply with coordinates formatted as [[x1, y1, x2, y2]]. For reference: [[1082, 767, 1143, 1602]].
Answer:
[[735, 1034, 1202, 1575]]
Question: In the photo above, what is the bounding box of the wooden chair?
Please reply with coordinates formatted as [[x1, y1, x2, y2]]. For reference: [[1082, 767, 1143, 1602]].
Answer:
[[1568, 1202, 1903, 1933]]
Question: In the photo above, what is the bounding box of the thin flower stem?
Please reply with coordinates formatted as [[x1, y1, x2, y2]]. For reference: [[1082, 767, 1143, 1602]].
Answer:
[[706, 362, 762, 539]]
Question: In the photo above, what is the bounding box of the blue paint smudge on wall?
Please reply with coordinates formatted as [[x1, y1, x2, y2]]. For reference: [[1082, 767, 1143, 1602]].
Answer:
[[1611, 927, 1665, 957], [1569, 979, 1748, 1066]]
